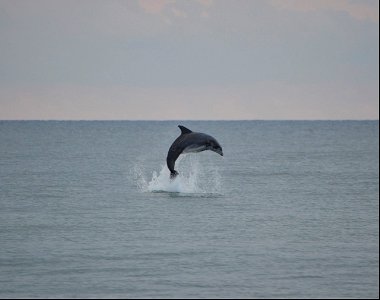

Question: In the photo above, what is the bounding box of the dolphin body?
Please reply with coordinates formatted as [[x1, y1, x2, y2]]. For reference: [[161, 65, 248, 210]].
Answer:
[[167, 125, 223, 178]]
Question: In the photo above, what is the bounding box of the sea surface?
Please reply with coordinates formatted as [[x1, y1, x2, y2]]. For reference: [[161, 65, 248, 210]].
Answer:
[[0, 120, 378, 299]]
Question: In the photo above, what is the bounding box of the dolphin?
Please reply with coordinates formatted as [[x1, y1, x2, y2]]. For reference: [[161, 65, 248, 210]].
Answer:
[[167, 125, 223, 178]]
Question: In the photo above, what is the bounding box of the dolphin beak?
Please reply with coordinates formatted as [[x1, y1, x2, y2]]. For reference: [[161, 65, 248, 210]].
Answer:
[[216, 148, 223, 156]]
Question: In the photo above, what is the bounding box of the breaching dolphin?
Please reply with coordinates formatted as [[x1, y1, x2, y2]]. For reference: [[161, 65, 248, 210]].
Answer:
[[167, 125, 223, 178]]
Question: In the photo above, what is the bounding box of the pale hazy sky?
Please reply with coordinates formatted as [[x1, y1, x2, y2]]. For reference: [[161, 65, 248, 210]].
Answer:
[[0, 0, 379, 120]]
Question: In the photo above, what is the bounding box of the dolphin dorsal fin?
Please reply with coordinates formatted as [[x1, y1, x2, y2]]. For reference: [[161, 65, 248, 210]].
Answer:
[[178, 125, 192, 135]]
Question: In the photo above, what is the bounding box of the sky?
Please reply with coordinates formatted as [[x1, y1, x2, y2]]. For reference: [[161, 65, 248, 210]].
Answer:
[[0, 0, 379, 120]]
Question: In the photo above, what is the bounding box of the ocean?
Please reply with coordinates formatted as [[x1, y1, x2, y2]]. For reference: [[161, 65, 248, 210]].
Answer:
[[0, 120, 378, 298]]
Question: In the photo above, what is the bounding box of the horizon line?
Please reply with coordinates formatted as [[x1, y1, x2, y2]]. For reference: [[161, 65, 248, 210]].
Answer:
[[0, 119, 379, 122]]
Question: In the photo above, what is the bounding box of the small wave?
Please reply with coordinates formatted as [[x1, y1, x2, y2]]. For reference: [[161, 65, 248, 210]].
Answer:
[[133, 155, 222, 195]]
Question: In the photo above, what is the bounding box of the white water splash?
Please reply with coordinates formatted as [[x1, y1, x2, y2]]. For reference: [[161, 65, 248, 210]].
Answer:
[[133, 155, 222, 194]]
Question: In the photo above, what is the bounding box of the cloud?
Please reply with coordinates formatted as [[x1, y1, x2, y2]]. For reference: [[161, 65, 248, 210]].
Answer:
[[197, 0, 213, 7], [270, 0, 379, 23], [138, 0, 175, 14], [138, 0, 214, 20], [171, 7, 187, 18]]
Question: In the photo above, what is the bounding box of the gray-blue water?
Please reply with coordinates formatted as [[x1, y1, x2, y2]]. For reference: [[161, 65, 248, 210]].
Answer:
[[0, 121, 378, 299]]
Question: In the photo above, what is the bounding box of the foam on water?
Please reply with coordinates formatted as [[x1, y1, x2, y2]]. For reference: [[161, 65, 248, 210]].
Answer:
[[133, 155, 222, 194]]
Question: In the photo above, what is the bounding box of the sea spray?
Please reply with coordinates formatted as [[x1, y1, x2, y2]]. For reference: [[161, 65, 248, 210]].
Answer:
[[132, 164, 149, 192], [133, 155, 222, 194]]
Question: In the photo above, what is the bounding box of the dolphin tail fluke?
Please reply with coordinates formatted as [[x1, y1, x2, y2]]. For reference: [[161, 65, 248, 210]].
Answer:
[[170, 170, 179, 179]]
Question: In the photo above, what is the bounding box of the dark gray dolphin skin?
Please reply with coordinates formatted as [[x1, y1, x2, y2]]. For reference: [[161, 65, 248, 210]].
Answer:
[[167, 125, 223, 179]]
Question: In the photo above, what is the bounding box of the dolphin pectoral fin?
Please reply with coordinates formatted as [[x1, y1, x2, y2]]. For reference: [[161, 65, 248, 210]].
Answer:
[[183, 144, 207, 153]]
